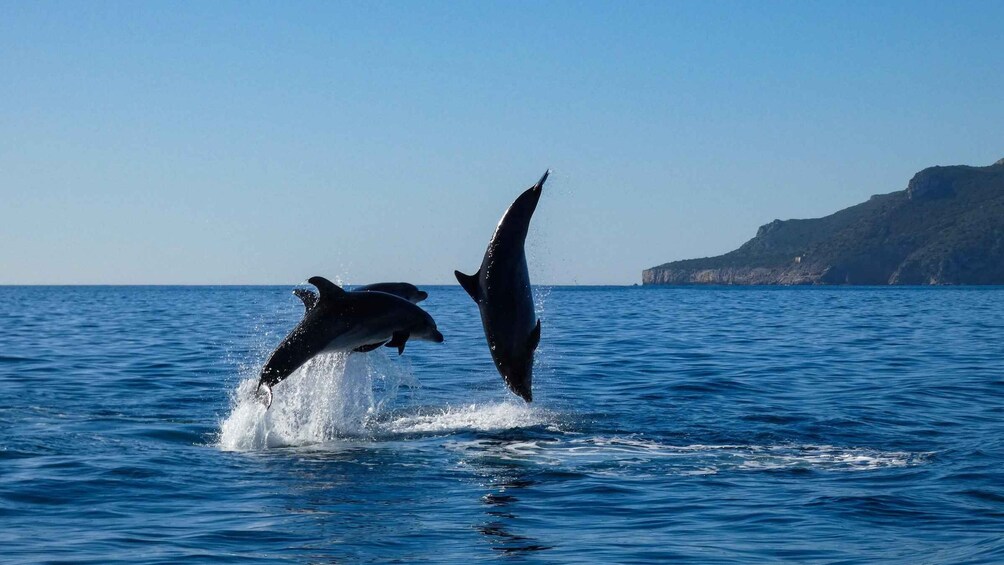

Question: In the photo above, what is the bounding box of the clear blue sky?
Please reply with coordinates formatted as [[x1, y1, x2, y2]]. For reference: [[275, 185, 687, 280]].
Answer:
[[2, 1, 1002, 285]]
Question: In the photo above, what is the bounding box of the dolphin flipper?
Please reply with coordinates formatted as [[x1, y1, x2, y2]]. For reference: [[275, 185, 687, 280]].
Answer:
[[293, 288, 318, 311], [455, 270, 481, 302], [353, 342, 386, 353], [385, 331, 410, 355], [528, 319, 541, 351]]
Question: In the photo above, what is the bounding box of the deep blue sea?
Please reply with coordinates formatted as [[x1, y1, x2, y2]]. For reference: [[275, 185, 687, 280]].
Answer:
[[1, 285, 1002, 563]]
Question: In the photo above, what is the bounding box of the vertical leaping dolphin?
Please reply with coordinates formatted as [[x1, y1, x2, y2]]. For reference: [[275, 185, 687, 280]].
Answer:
[[455, 170, 548, 402]]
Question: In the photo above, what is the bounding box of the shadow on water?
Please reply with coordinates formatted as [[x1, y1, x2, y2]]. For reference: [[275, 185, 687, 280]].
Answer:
[[467, 434, 555, 555]]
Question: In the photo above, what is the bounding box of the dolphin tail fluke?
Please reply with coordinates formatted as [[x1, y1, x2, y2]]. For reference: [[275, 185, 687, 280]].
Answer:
[[455, 270, 480, 302], [256, 383, 273, 409]]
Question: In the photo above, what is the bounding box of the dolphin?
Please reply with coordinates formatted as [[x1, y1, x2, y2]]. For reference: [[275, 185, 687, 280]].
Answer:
[[355, 282, 428, 304], [258, 276, 444, 407], [455, 170, 548, 402], [292, 282, 427, 313]]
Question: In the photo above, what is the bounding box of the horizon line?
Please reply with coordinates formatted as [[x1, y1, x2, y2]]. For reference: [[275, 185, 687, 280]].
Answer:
[[0, 283, 642, 288]]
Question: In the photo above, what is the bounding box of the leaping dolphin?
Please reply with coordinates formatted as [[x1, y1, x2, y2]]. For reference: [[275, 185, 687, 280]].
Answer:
[[455, 170, 548, 402], [258, 276, 444, 407], [293, 282, 428, 312]]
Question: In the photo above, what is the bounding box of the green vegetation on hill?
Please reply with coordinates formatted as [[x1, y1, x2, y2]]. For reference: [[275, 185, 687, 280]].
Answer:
[[643, 158, 1004, 285]]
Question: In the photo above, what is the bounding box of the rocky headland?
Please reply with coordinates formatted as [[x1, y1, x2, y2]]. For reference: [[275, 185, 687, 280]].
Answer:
[[643, 158, 1004, 285]]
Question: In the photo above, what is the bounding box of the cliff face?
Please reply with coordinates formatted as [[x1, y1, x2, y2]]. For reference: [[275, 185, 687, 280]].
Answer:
[[643, 158, 1004, 285]]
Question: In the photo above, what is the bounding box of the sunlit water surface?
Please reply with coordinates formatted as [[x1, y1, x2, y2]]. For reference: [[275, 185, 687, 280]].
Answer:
[[1, 286, 1002, 563]]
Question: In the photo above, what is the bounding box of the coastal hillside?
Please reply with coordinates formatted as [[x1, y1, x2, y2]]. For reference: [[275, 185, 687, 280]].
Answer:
[[644, 158, 1004, 285]]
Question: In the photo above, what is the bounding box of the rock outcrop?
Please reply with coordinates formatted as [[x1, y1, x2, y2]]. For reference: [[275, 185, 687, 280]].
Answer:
[[643, 158, 1004, 285]]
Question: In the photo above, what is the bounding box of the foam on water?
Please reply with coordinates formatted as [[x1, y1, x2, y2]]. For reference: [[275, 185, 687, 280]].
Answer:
[[378, 402, 552, 435], [446, 436, 931, 475], [218, 353, 922, 475]]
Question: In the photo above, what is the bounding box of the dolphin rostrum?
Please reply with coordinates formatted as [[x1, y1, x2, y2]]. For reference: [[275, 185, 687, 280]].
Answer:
[[258, 276, 444, 407], [455, 171, 548, 402], [293, 282, 427, 313]]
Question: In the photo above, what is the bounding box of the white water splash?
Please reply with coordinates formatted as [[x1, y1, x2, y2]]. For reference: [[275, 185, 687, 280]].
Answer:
[[218, 351, 416, 451], [379, 402, 551, 435]]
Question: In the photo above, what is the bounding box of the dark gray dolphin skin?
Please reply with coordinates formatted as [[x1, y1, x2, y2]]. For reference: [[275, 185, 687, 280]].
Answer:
[[292, 282, 427, 312], [258, 276, 444, 407], [455, 170, 548, 402], [355, 282, 428, 304]]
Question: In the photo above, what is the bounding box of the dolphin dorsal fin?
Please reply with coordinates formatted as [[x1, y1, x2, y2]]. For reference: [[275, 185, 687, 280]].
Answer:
[[293, 288, 318, 311], [454, 270, 481, 302], [307, 276, 346, 304]]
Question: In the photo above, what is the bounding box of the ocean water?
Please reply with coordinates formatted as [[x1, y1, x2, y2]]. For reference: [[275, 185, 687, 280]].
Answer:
[[1, 285, 1002, 563]]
